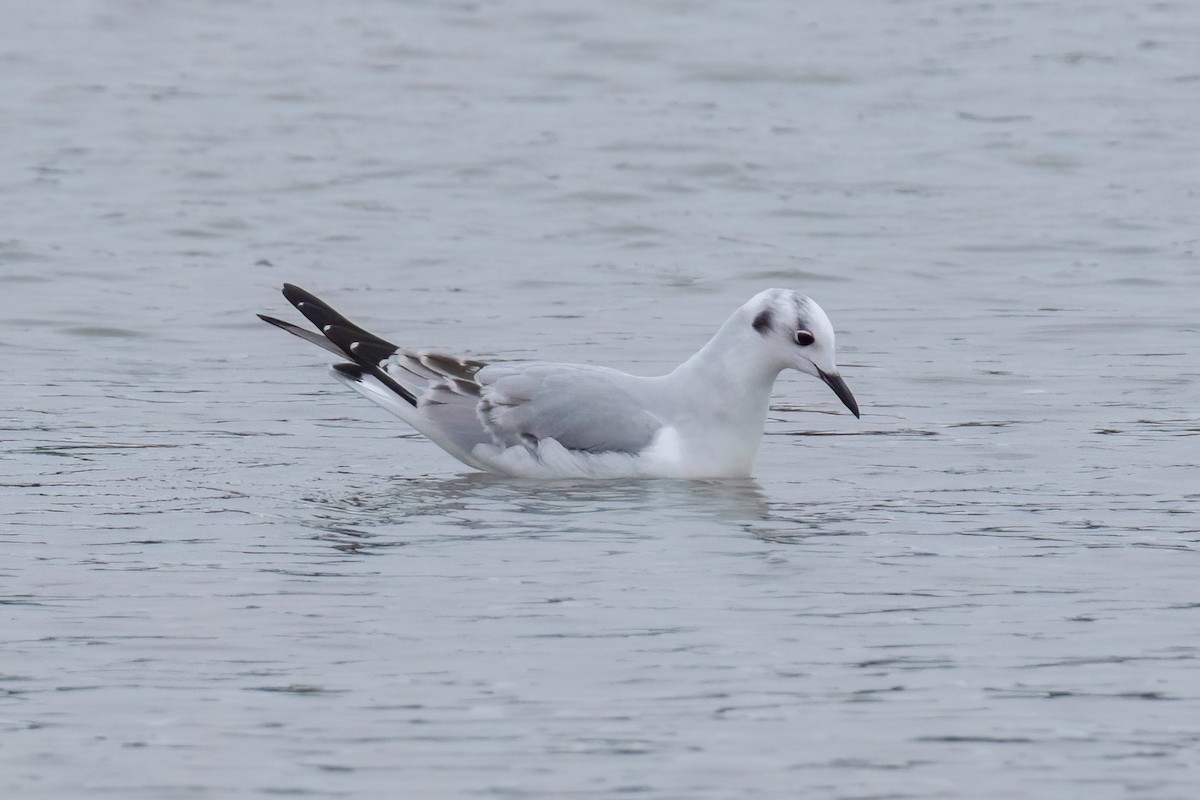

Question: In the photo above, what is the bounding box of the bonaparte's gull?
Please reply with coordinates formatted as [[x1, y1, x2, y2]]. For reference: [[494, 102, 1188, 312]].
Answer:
[[259, 285, 859, 479]]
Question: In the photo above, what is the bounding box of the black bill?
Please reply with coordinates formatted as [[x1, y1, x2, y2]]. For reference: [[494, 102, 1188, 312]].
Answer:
[[818, 369, 860, 418]]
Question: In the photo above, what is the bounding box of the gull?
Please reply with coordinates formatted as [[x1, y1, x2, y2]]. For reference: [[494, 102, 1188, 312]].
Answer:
[[259, 285, 860, 479]]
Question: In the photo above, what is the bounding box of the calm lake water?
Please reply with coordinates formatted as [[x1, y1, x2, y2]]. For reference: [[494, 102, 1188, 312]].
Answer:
[[3, 1, 1199, 797]]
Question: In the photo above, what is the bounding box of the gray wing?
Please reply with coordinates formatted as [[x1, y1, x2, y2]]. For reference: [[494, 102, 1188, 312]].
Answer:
[[261, 284, 661, 459], [374, 349, 496, 452], [476, 364, 663, 454]]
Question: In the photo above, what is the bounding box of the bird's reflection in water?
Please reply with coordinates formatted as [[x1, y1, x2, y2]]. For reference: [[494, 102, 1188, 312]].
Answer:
[[299, 472, 778, 553]]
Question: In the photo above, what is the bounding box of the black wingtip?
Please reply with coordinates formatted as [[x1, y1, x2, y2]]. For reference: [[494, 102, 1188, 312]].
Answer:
[[331, 362, 366, 380], [279, 284, 359, 338], [268, 285, 418, 408], [322, 324, 396, 366], [330, 361, 418, 407], [281, 283, 318, 306]]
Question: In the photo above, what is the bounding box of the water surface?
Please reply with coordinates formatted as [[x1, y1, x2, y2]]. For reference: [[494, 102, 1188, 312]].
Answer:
[[3, 1, 1199, 798]]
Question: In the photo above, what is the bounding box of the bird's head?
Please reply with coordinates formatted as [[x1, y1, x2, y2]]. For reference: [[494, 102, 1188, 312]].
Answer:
[[745, 288, 859, 418]]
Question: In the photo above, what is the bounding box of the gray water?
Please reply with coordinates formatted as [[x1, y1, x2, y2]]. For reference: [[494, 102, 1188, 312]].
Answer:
[[3, 1, 1199, 797]]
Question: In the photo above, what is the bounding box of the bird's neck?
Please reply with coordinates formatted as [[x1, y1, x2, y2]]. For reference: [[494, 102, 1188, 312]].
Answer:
[[667, 314, 784, 423], [649, 318, 783, 476], [675, 312, 782, 383]]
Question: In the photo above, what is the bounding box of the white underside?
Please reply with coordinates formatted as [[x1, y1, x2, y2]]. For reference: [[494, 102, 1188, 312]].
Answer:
[[470, 426, 752, 480]]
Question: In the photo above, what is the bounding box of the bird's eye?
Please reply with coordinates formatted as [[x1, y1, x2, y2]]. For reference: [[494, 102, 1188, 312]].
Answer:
[[794, 330, 815, 346]]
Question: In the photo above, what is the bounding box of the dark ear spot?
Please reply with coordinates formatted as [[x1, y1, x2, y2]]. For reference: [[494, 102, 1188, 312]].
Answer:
[[752, 309, 773, 335], [794, 330, 815, 346]]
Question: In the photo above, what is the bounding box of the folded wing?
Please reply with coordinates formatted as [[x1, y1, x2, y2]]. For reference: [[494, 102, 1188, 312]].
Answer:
[[260, 285, 663, 471], [477, 364, 662, 454]]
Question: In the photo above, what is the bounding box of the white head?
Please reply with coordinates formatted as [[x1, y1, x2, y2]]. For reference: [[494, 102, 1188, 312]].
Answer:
[[744, 288, 859, 418]]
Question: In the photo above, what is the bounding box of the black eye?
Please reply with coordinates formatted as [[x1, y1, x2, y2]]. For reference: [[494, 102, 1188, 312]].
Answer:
[[794, 330, 815, 346]]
